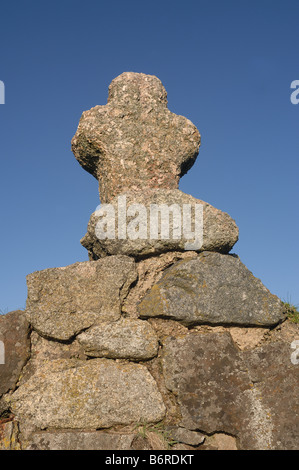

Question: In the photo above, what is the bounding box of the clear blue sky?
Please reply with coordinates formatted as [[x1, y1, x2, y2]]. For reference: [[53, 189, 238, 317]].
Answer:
[[0, 0, 298, 312]]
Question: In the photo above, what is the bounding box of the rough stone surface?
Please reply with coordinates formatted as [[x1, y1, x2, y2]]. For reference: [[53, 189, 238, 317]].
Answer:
[[19, 331, 86, 385], [81, 189, 239, 259], [243, 341, 296, 382], [242, 370, 298, 450], [0, 398, 9, 416], [229, 326, 268, 350], [166, 427, 205, 446], [199, 433, 238, 451], [269, 318, 299, 344], [24, 431, 136, 450], [123, 250, 198, 318], [163, 332, 252, 435], [72, 72, 201, 203], [10, 359, 166, 430], [0, 419, 20, 450], [3, 70, 297, 451], [0, 310, 30, 396], [162, 331, 299, 450], [25, 256, 137, 341], [139, 251, 285, 326], [240, 341, 299, 451], [77, 318, 159, 360]]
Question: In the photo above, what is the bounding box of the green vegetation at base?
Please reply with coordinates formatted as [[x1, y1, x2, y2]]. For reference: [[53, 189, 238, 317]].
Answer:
[[134, 422, 178, 449]]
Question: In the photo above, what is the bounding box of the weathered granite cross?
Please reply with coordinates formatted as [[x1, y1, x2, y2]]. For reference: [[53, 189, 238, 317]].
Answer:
[[72, 72, 201, 203]]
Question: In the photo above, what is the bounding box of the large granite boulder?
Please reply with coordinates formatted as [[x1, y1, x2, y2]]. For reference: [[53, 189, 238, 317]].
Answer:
[[139, 251, 285, 326], [77, 318, 159, 360], [25, 255, 137, 341], [72, 72, 201, 203], [9, 359, 166, 430], [81, 189, 239, 259], [163, 332, 252, 436], [0, 310, 30, 397], [162, 331, 299, 450]]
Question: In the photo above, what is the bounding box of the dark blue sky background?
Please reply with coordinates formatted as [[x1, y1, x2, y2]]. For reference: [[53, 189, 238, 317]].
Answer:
[[0, 0, 298, 312]]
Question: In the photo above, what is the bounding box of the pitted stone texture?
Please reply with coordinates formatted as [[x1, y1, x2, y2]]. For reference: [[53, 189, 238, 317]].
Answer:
[[0, 419, 20, 450], [77, 318, 159, 360], [163, 332, 251, 436], [139, 252, 285, 326], [24, 431, 136, 450], [241, 341, 299, 450], [199, 433, 238, 450], [10, 359, 166, 430], [81, 189, 239, 259], [19, 331, 86, 386], [123, 250, 199, 319], [71, 72, 201, 203], [0, 310, 30, 396], [242, 370, 298, 450], [243, 342, 296, 382], [162, 332, 299, 450], [25, 256, 137, 341], [166, 427, 205, 446]]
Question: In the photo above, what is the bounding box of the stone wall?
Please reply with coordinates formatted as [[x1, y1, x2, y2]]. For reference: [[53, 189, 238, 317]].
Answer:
[[0, 73, 298, 450]]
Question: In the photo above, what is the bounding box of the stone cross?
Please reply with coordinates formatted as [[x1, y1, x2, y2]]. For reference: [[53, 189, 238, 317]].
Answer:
[[72, 72, 201, 203]]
